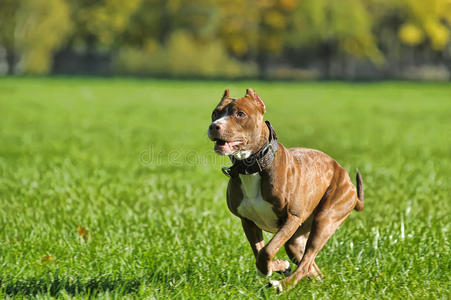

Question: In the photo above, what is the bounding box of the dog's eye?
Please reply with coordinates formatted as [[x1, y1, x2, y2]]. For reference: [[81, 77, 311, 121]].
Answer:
[[236, 111, 246, 118]]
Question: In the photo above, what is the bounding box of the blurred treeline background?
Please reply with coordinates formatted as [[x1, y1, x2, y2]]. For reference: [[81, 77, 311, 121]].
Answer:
[[0, 0, 450, 80]]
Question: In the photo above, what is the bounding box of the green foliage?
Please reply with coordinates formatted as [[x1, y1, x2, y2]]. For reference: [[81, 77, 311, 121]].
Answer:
[[114, 31, 257, 78], [0, 78, 450, 298], [369, 0, 451, 50], [218, 0, 295, 57], [70, 0, 143, 47], [287, 0, 383, 63], [0, 0, 19, 48], [0, 0, 72, 74], [16, 0, 73, 74], [0, 0, 449, 77]]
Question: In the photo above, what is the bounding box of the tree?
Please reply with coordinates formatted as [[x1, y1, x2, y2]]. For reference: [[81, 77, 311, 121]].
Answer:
[[68, 0, 143, 49], [397, 0, 450, 50], [217, 0, 296, 76], [286, 0, 382, 77], [0, 0, 21, 74], [0, 0, 72, 74], [366, 0, 451, 76]]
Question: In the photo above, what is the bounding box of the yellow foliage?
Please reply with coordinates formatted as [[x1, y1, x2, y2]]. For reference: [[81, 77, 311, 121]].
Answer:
[[341, 34, 384, 64], [218, 0, 292, 56], [80, 0, 142, 46], [77, 225, 91, 243], [264, 10, 286, 29], [217, 0, 260, 57], [16, 0, 73, 74], [400, 0, 451, 50], [166, 31, 251, 77], [144, 39, 160, 54], [289, 0, 384, 63], [2, 0, 450, 75], [228, 37, 248, 56], [398, 23, 425, 46], [424, 20, 450, 50], [167, 0, 183, 13], [260, 0, 277, 9], [40, 255, 56, 262], [115, 31, 257, 78], [279, 0, 298, 12]]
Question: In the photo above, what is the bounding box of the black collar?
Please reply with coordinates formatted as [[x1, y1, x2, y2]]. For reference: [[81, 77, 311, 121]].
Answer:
[[222, 121, 278, 178]]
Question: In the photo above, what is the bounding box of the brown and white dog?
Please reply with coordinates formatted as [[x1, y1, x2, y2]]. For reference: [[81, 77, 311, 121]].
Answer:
[[207, 89, 364, 291]]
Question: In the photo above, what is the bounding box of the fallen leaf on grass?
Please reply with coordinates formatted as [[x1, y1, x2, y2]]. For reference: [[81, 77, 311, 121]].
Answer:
[[40, 255, 56, 263], [77, 225, 91, 243]]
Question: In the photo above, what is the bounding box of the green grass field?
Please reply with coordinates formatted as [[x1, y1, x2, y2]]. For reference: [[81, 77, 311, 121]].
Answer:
[[0, 78, 450, 299]]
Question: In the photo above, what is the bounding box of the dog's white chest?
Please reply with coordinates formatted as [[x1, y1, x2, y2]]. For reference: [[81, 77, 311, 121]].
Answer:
[[237, 173, 279, 233]]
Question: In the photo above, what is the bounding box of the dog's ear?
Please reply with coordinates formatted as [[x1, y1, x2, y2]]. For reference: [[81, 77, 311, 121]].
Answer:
[[246, 88, 266, 113], [222, 89, 230, 99]]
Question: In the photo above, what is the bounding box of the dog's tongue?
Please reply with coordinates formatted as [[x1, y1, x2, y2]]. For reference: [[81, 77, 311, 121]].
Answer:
[[216, 140, 241, 153], [227, 141, 241, 147]]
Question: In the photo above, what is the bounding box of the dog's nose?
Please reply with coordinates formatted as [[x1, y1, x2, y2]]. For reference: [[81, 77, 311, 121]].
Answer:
[[209, 123, 221, 131]]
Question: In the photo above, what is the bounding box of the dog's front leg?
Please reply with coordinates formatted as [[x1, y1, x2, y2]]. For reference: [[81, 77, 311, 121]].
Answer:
[[241, 218, 265, 258], [256, 214, 301, 276], [242, 218, 292, 276], [241, 218, 290, 276]]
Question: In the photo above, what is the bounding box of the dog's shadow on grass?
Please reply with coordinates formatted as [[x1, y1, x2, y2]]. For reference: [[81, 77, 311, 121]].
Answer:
[[1, 276, 141, 297]]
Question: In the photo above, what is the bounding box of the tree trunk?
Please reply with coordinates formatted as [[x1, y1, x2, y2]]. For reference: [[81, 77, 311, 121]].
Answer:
[[256, 52, 268, 79], [322, 42, 334, 79], [5, 48, 15, 75]]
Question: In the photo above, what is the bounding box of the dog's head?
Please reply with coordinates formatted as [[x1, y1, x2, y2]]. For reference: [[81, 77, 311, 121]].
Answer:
[[207, 88, 268, 158]]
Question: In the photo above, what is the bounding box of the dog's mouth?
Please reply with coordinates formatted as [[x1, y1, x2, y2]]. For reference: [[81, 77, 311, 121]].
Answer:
[[213, 138, 243, 154]]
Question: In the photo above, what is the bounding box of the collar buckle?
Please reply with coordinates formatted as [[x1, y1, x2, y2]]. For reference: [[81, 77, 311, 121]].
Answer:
[[221, 166, 232, 177], [267, 143, 275, 155]]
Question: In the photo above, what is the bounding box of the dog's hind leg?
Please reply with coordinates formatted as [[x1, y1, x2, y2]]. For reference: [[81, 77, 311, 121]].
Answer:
[[271, 210, 351, 291], [284, 214, 323, 278], [271, 169, 358, 291]]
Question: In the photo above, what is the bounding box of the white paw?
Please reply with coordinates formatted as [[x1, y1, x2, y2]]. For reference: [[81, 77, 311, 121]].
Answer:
[[284, 260, 290, 270], [269, 280, 283, 292], [257, 269, 272, 277], [280, 260, 291, 276]]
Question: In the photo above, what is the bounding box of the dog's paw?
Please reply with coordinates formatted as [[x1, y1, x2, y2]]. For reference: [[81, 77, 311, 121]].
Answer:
[[268, 280, 283, 292], [281, 265, 291, 276], [257, 260, 291, 277], [281, 260, 291, 276], [273, 259, 291, 276]]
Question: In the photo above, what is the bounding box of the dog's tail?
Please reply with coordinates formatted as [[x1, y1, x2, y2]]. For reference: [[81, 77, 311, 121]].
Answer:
[[354, 170, 364, 211]]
